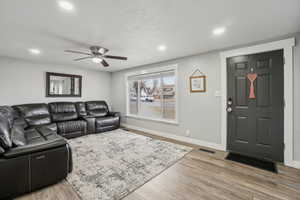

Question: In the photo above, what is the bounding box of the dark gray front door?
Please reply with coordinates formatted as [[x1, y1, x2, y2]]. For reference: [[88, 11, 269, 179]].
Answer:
[[227, 50, 284, 162]]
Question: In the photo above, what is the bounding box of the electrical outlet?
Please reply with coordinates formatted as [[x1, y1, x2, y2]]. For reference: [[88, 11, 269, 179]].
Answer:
[[185, 129, 190, 137]]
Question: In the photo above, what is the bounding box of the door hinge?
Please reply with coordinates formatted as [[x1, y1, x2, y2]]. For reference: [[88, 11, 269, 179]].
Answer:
[[283, 143, 285, 150], [283, 56, 285, 65], [284, 99, 286, 108]]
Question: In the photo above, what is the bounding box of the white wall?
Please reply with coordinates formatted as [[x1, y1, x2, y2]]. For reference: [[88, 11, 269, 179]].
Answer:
[[112, 33, 300, 161], [112, 52, 222, 144], [293, 34, 300, 161], [0, 57, 111, 105]]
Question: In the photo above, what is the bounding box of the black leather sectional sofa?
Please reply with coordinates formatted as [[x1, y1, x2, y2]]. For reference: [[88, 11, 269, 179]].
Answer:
[[0, 101, 120, 199]]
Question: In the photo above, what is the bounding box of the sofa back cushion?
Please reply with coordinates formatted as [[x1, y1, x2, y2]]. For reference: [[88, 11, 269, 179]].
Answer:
[[85, 101, 109, 117], [0, 112, 12, 149], [75, 102, 87, 117], [13, 104, 51, 127], [49, 102, 78, 122]]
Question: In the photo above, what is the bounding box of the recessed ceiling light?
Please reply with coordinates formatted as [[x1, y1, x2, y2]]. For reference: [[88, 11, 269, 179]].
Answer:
[[58, 0, 74, 11], [28, 48, 41, 55], [92, 57, 103, 64], [157, 45, 167, 52], [213, 27, 226, 36]]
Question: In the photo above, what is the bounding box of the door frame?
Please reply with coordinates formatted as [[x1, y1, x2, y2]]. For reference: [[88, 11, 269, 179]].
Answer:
[[220, 38, 295, 167]]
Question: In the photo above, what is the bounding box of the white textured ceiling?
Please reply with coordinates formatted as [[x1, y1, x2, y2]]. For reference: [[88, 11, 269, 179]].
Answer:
[[0, 0, 299, 72]]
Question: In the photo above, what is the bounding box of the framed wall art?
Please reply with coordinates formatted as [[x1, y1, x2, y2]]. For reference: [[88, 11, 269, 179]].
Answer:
[[189, 69, 206, 93]]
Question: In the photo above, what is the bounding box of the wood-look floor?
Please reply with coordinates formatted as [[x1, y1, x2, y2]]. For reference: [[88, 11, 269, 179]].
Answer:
[[17, 129, 300, 200]]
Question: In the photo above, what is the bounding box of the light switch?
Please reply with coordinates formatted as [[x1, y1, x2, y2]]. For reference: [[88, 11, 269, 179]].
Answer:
[[214, 90, 221, 97]]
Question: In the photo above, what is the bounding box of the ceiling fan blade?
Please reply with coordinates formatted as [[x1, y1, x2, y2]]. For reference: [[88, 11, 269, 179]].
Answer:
[[65, 50, 92, 56], [74, 56, 92, 61], [101, 59, 109, 67], [104, 55, 127, 60]]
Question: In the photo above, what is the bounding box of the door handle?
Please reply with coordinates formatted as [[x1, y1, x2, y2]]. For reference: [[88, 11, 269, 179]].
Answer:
[[227, 97, 233, 105], [227, 97, 233, 113]]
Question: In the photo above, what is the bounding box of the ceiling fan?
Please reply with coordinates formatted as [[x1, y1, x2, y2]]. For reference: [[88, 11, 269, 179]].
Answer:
[[65, 46, 127, 67]]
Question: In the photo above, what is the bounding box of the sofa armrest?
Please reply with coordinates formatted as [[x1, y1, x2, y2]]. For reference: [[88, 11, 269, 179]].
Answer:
[[81, 116, 96, 134], [3, 139, 67, 159], [32, 123, 58, 134], [36, 126, 55, 137], [108, 112, 121, 118], [108, 112, 121, 128]]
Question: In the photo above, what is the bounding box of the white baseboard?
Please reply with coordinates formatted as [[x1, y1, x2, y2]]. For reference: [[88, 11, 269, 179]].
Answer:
[[121, 123, 225, 151], [289, 161, 300, 169]]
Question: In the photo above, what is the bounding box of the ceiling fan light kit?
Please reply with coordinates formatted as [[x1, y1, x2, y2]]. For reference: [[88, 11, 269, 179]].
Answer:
[[92, 57, 103, 64], [65, 45, 127, 67]]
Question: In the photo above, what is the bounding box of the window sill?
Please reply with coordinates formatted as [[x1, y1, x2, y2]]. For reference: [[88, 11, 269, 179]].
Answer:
[[126, 114, 179, 125]]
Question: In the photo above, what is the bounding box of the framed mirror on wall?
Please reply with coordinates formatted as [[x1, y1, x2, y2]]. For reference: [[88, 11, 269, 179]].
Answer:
[[46, 72, 82, 97]]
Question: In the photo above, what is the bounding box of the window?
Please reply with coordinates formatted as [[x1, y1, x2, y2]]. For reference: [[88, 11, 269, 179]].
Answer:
[[126, 66, 177, 123]]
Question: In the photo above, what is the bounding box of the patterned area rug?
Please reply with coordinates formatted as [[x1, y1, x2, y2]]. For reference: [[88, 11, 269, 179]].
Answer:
[[66, 129, 192, 200]]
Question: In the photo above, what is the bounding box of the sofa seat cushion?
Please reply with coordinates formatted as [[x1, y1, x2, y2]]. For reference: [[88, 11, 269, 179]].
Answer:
[[11, 125, 26, 147], [4, 127, 66, 158], [37, 126, 55, 137], [25, 129, 41, 141], [96, 116, 119, 128], [57, 120, 87, 135], [34, 123, 57, 133]]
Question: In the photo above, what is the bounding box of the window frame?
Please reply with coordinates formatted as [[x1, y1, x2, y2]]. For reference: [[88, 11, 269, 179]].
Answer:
[[125, 64, 179, 124]]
